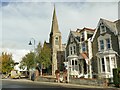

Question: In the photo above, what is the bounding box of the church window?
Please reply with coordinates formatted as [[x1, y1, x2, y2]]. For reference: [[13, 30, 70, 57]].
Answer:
[[55, 37, 59, 45]]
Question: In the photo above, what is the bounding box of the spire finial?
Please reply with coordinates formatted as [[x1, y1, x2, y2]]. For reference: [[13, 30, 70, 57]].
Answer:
[[54, 3, 55, 9]]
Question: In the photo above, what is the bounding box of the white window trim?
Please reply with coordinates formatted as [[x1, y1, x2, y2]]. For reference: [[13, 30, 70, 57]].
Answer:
[[97, 54, 117, 74], [71, 58, 79, 71], [69, 43, 76, 55], [100, 23, 106, 34], [97, 34, 112, 51], [106, 57, 111, 72], [97, 57, 101, 73]]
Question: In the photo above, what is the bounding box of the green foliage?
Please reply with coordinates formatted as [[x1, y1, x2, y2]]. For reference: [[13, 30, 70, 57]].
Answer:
[[36, 41, 51, 69], [113, 68, 120, 87], [19, 52, 35, 71], [1, 52, 14, 74], [19, 41, 51, 72]]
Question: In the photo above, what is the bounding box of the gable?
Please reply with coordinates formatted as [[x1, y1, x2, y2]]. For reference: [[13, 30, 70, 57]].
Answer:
[[66, 31, 80, 47], [92, 18, 118, 42], [115, 19, 120, 33]]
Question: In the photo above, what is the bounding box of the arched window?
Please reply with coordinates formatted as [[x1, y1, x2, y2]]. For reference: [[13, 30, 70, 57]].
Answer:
[[55, 37, 59, 45]]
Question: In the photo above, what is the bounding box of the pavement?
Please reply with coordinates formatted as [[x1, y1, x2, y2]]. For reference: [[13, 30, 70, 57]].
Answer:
[[2, 79, 118, 89]]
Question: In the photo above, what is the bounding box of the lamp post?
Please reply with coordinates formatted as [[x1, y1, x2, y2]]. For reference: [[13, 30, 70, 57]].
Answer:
[[28, 38, 36, 79]]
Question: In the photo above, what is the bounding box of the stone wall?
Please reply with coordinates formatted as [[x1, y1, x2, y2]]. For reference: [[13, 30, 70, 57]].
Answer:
[[38, 76, 105, 86], [70, 78, 104, 86]]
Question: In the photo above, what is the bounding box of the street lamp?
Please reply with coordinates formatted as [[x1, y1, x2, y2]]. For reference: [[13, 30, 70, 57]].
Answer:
[[28, 38, 36, 79]]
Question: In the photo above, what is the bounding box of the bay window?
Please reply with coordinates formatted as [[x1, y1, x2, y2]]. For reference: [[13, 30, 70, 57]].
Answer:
[[106, 57, 110, 72], [101, 58, 105, 72]]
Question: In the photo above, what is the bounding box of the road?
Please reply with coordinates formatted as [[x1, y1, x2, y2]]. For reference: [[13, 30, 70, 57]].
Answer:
[[1, 79, 119, 90]]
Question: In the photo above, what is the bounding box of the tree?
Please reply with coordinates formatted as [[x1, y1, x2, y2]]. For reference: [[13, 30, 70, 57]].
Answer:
[[35, 41, 51, 74], [40, 42, 51, 68], [1, 52, 14, 74], [19, 41, 52, 75], [19, 52, 34, 71]]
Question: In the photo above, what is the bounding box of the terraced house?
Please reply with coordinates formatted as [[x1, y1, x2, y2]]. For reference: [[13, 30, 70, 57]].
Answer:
[[91, 18, 120, 79], [65, 27, 95, 78]]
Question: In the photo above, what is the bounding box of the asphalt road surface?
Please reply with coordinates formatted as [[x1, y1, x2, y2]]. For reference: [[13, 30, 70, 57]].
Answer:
[[1, 79, 120, 90]]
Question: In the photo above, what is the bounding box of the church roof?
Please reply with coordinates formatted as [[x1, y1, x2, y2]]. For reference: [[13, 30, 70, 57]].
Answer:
[[50, 5, 60, 34]]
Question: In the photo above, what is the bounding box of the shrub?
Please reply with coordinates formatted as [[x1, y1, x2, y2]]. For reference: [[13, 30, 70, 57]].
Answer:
[[113, 68, 120, 88]]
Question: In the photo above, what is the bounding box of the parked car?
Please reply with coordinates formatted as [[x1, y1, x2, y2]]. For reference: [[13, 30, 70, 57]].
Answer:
[[10, 70, 20, 79]]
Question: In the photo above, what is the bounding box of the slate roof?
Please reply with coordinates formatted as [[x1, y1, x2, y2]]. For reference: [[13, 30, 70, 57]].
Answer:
[[71, 31, 80, 42], [101, 18, 120, 34], [71, 31, 80, 37], [91, 18, 120, 42], [101, 18, 116, 31], [114, 19, 120, 33], [76, 28, 95, 32]]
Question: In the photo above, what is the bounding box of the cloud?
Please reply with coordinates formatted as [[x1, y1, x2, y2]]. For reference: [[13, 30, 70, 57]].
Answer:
[[1, 0, 120, 2], [1, 2, 118, 62], [1, 48, 30, 62], [2, 2, 53, 49], [55, 2, 118, 43]]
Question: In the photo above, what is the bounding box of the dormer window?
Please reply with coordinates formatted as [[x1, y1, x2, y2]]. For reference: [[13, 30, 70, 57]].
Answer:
[[70, 35, 74, 43], [81, 32, 84, 41], [100, 23, 106, 34]]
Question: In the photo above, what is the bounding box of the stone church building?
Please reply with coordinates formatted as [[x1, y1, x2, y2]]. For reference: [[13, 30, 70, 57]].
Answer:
[[45, 6, 65, 76]]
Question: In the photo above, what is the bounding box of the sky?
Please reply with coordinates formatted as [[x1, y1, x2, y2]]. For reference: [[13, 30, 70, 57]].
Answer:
[[0, 0, 119, 63]]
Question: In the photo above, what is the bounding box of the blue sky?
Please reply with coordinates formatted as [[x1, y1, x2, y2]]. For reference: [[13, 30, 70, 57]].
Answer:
[[0, 0, 119, 62]]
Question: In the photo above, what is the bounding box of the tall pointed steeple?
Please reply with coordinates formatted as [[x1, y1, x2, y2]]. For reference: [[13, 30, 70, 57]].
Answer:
[[50, 5, 60, 34], [49, 5, 62, 76]]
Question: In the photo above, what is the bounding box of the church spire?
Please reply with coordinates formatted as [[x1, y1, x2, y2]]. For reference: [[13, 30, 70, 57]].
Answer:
[[50, 5, 60, 34]]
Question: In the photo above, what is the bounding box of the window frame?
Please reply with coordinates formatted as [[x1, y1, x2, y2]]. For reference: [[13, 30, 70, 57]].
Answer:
[[100, 40, 104, 50], [55, 37, 59, 45], [101, 58, 105, 72], [106, 38, 111, 50], [100, 23, 106, 34], [82, 43, 86, 52], [73, 46, 76, 54], [98, 34, 112, 51], [106, 57, 110, 72]]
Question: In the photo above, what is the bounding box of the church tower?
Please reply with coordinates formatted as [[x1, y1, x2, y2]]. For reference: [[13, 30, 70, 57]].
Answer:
[[49, 5, 62, 76]]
